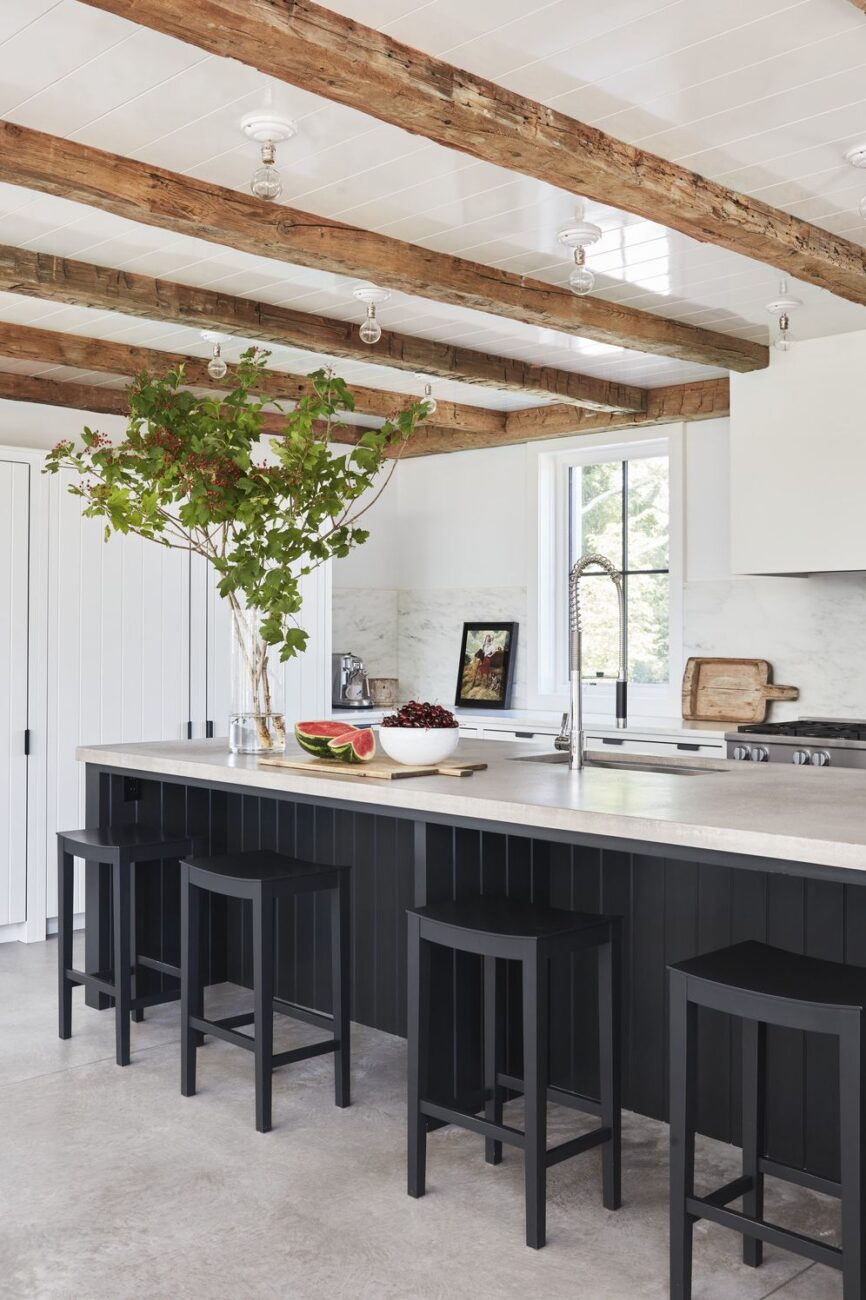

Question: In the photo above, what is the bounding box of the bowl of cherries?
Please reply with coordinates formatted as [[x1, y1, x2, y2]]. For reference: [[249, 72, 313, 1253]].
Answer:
[[378, 700, 460, 766]]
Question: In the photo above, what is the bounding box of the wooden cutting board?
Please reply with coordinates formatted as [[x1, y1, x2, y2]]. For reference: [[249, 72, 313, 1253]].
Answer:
[[681, 657, 798, 723], [259, 755, 488, 780]]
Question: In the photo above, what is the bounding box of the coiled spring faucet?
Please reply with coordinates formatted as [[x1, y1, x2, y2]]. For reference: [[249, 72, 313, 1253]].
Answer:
[[554, 552, 628, 770]]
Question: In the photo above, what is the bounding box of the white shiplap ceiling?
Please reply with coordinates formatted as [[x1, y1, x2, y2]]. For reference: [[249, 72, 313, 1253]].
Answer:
[[0, 0, 865, 405]]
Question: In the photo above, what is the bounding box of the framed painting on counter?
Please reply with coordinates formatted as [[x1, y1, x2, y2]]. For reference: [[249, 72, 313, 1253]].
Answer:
[[455, 622, 518, 710]]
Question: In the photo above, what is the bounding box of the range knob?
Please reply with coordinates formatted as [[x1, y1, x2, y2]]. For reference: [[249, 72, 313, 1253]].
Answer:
[[732, 745, 751, 761], [792, 749, 812, 765], [811, 750, 831, 767], [749, 746, 769, 763]]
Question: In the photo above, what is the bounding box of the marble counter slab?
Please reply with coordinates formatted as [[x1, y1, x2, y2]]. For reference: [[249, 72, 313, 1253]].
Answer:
[[77, 736, 866, 874]]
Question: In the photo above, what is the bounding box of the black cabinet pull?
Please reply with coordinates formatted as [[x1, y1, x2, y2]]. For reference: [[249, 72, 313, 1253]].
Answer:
[[601, 737, 625, 746], [23, 728, 30, 756], [206, 720, 214, 738], [676, 742, 700, 752], [515, 731, 535, 739], [186, 721, 193, 740]]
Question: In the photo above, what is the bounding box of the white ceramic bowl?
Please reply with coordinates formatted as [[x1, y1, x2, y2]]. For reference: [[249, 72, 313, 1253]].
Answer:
[[378, 725, 460, 766]]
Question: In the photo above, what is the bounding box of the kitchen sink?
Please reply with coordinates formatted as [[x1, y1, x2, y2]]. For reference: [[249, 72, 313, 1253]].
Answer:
[[510, 752, 726, 776]]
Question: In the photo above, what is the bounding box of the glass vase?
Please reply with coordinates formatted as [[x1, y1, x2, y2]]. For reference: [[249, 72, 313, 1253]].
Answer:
[[228, 599, 286, 754]]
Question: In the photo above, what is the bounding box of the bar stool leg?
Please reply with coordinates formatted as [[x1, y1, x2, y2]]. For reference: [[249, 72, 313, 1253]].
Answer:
[[253, 891, 275, 1134], [129, 862, 144, 1023], [669, 971, 698, 1300], [407, 915, 430, 1198], [330, 875, 351, 1108], [741, 1018, 766, 1267], [180, 868, 201, 1098], [58, 842, 74, 1040], [484, 955, 504, 1166], [523, 950, 548, 1249], [598, 922, 622, 1211], [840, 1015, 866, 1300], [112, 858, 131, 1067]]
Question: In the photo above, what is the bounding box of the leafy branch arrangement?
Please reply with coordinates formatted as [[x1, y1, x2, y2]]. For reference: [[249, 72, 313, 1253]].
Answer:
[[44, 349, 428, 746]]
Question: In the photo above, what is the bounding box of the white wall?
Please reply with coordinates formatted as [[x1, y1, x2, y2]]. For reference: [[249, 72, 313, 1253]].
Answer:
[[333, 413, 866, 718]]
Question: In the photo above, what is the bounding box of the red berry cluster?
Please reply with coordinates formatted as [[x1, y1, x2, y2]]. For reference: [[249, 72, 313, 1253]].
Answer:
[[145, 428, 243, 510], [381, 700, 458, 729]]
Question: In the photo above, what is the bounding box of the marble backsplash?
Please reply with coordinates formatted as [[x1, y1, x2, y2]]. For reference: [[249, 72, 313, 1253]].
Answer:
[[332, 585, 527, 708], [684, 573, 866, 719], [337, 572, 866, 719]]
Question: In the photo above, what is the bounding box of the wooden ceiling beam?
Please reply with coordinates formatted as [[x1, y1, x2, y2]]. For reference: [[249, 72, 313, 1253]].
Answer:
[[397, 379, 730, 456], [0, 368, 727, 458], [0, 244, 642, 413], [78, 0, 866, 311], [0, 120, 766, 375], [0, 320, 506, 435]]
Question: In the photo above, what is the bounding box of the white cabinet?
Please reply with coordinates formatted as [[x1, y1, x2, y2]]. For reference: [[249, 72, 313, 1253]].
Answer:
[[730, 334, 866, 574], [0, 459, 31, 927]]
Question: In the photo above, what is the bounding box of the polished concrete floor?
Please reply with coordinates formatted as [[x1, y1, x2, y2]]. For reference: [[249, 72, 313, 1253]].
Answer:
[[0, 937, 844, 1300]]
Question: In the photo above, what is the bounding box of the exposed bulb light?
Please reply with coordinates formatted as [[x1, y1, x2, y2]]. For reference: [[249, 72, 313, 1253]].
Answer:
[[423, 382, 437, 415], [359, 309, 382, 345], [240, 110, 296, 203], [207, 342, 228, 379], [765, 279, 801, 353], [353, 281, 391, 346], [250, 141, 282, 200], [568, 247, 595, 296], [557, 200, 602, 298], [775, 312, 792, 352]]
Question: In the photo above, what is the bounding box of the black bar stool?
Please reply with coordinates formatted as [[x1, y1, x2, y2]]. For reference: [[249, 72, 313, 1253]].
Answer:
[[407, 896, 622, 1249], [669, 940, 866, 1299], [179, 850, 351, 1134], [57, 825, 194, 1066]]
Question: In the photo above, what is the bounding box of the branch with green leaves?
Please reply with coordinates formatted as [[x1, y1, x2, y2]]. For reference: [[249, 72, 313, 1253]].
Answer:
[[44, 348, 429, 661]]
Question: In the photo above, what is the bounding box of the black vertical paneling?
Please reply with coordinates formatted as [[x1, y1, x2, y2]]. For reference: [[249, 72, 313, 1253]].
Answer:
[[696, 864, 732, 1144], [765, 874, 806, 1169], [600, 850, 633, 1105], [87, 767, 866, 1181], [804, 878, 844, 1180], [630, 855, 667, 1120]]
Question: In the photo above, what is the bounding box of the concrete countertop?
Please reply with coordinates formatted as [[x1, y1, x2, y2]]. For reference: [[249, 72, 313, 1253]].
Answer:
[[77, 736, 866, 874]]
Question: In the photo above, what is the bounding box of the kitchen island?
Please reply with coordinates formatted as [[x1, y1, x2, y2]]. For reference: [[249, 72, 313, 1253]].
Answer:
[[76, 736, 866, 1185]]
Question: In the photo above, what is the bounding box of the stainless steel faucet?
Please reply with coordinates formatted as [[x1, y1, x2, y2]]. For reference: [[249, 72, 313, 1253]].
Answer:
[[554, 552, 628, 770]]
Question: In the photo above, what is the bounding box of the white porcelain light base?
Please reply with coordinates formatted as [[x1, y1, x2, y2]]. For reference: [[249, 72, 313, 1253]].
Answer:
[[378, 726, 459, 766]]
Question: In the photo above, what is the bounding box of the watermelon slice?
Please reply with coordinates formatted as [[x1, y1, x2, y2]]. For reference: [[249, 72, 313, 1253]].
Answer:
[[328, 727, 376, 764], [295, 719, 360, 759]]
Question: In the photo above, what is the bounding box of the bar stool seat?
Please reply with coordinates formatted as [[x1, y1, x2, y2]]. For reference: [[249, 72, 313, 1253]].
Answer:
[[407, 896, 622, 1249], [669, 940, 866, 1299], [57, 825, 194, 1066], [180, 849, 351, 1134]]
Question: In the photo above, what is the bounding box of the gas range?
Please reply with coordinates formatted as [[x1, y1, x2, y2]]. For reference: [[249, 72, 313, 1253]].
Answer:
[[724, 719, 866, 769]]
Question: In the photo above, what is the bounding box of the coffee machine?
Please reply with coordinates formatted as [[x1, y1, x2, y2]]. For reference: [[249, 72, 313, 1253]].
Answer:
[[332, 652, 373, 709]]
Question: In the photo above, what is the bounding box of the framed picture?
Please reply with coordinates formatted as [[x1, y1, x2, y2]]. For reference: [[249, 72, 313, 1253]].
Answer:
[[455, 622, 518, 710]]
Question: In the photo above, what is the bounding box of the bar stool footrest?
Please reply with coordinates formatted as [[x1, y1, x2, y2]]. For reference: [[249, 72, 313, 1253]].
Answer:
[[136, 954, 181, 980], [130, 988, 181, 1011], [273, 995, 334, 1032], [420, 1098, 526, 1148], [685, 1196, 843, 1272], [497, 1071, 604, 1119], [758, 1157, 841, 1199], [546, 1127, 611, 1169], [66, 967, 115, 998], [271, 1040, 337, 1069]]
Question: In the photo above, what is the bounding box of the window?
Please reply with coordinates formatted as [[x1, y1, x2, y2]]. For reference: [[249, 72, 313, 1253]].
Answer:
[[569, 453, 669, 685], [528, 429, 682, 715]]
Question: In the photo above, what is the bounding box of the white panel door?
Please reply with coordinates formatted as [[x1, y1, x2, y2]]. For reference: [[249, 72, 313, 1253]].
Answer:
[[0, 460, 31, 926], [45, 472, 191, 918]]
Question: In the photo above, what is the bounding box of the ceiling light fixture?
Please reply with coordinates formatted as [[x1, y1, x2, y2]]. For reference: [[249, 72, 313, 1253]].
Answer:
[[201, 329, 230, 380], [422, 382, 437, 415], [843, 144, 866, 222], [557, 201, 602, 296], [352, 282, 391, 345], [240, 111, 297, 202], [765, 279, 802, 353]]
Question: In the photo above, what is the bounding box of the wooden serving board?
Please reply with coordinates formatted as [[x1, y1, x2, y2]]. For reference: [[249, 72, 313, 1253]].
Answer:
[[259, 755, 488, 780], [681, 657, 798, 723]]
